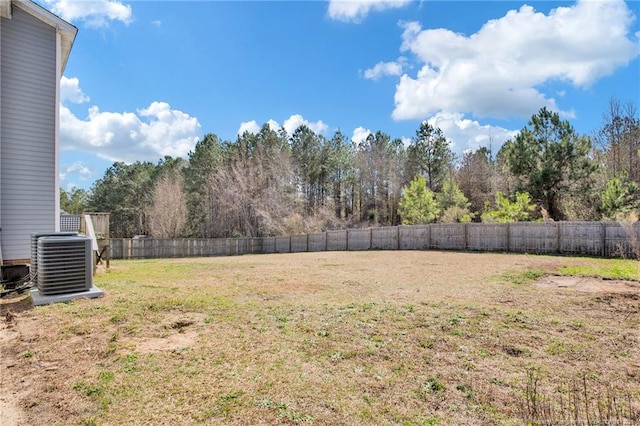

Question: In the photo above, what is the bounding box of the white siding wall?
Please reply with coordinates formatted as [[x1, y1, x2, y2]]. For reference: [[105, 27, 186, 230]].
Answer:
[[0, 17, 3, 262], [1, 6, 57, 261]]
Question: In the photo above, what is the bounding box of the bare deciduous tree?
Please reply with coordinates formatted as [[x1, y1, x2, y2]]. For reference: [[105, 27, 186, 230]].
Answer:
[[595, 98, 640, 183], [147, 173, 187, 238], [208, 133, 299, 237]]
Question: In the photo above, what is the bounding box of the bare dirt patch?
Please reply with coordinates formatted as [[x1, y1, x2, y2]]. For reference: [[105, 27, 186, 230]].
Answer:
[[0, 391, 28, 426], [1, 296, 36, 426], [535, 274, 640, 293], [126, 311, 206, 354]]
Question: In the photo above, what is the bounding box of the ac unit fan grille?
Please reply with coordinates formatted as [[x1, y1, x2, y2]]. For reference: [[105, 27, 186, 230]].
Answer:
[[36, 236, 92, 296], [30, 232, 77, 284]]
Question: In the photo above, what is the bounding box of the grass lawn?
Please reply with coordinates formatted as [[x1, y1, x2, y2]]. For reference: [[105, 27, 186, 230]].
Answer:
[[1, 251, 639, 425]]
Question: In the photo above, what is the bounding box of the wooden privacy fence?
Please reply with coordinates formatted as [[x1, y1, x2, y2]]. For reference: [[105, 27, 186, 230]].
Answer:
[[108, 222, 640, 260]]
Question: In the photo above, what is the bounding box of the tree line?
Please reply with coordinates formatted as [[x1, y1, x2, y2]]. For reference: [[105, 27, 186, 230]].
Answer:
[[61, 99, 639, 238]]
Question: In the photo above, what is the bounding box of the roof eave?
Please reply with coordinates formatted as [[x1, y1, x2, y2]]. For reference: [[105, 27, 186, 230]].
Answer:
[[11, 0, 77, 73]]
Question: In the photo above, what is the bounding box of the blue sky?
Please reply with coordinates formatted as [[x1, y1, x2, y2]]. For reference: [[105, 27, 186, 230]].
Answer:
[[38, 0, 640, 191]]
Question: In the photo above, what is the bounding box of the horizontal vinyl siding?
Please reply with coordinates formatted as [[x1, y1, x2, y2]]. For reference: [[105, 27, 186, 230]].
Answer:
[[1, 197, 55, 209], [0, 17, 2, 257], [2, 94, 55, 116], [1, 7, 57, 261], [2, 148, 56, 162]]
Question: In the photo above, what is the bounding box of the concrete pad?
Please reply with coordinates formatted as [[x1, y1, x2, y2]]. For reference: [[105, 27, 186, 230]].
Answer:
[[30, 286, 104, 306]]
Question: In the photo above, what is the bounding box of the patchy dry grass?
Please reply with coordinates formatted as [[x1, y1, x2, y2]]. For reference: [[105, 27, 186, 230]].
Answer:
[[1, 251, 639, 425]]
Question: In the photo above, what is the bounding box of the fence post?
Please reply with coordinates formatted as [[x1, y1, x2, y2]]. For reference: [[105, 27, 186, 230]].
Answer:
[[601, 222, 607, 257], [556, 222, 561, 254], [369, 228, 373, 250], [397, 226, 400, 250], [463, 223, 468, 250], [506, 223, 511, 253], [346, 229, 349, 251]]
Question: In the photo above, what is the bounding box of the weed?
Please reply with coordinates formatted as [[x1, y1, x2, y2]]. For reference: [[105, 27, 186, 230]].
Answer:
[[419, 338, 435, 349], [502, 345, 529, 357], [569, 319, 585, 330], [255, 397, 276, 408], [491, 377, 508, 387], [220, 390, 244, 402], [403, 304, 415, 313], [519, 367, 640, 425], [421, 377, 445, 394], [448, 314, 465, 326], [278, 408, 313, 423], [545, 340, 567, 356], [104, 343, 117, 356], [316, 329, 330, 337], [477, 349, 490, 358], [73, 381, 103, 397], [121, 353, 138, 373], [502, 269, 545, 285], [457, 383, 474, 400], [505, 310, 527, 325], [330, 351, 343, 361], [109, 313, 125, 324], [98, 371, 114, 382], [359, 302, 375, 312]]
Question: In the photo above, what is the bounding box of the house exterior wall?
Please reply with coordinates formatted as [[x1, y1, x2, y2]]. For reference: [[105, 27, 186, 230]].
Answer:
[[0, 16, 3, 263], [0, 6, 57, 262]]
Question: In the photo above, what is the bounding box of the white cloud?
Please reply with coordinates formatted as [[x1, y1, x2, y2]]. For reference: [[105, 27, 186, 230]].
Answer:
[[60, 101, 202, 163], [266, 119, 281, 132], [364, 58, 405, 80], [236, 116, 326, 137], [151, 20, 162, 27], [237, 120, 260, 136], [44, 0, 133, 28], [60, 161, 92, 181], [282, 114, 329, 136], [393, 0, 640, 120], [425, 112, 518, 153], [328, 0, 411, 23], [351, 126, 372, 144], [60, 76, 89, 104]]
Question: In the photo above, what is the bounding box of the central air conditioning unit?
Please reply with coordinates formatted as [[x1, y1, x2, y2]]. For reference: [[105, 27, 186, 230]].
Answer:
[[30, 232, 78, 285], [36, 236, 93, 296]]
